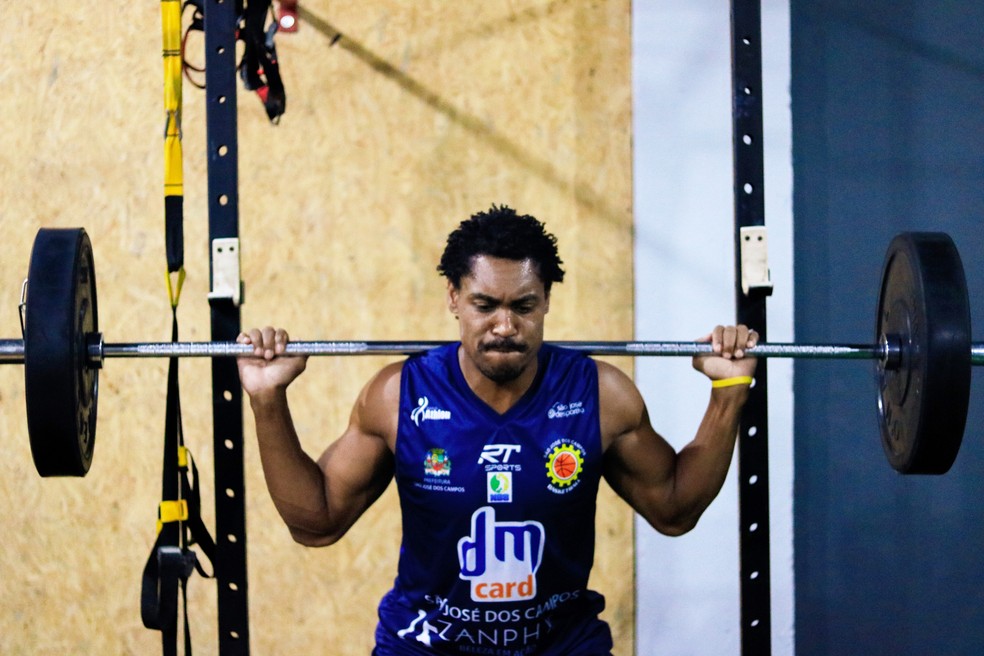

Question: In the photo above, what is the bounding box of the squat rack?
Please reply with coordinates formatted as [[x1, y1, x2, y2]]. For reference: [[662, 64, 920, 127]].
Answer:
[[730, 1, 773, 654], [202, 1, 249, 652], [197, 1, 774, 654]]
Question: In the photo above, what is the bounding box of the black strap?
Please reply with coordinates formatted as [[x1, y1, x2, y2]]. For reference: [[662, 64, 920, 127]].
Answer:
[[180, 0, 206, 89], [141, 310, 216, 654], [165, 198, 184, 273], [238, 0, 286, 123], [184, 448, 216, 577], [181, 0, 286, 123]]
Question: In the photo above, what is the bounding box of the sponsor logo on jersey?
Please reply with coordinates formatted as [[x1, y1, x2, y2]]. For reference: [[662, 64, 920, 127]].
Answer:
[[487, 472, 513, 503], [478, 444, 522, 473], [458, 506, 544, 603], [547, 400, 585, 419], [397, 609, 447, 647], [411, 396, 452, 426], [544, 440, 585, 493], [424, 448, 452, 476]]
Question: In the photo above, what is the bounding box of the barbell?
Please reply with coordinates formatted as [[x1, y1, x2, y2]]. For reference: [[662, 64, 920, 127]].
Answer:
[[2, 228, 978, 478]]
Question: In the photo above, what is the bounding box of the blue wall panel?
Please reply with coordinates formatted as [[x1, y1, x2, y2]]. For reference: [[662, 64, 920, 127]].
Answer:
[[791, 2, 984, 654]]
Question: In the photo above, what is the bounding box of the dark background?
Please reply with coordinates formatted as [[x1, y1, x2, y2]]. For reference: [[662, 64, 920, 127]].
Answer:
[[791, 1, 984, 653]]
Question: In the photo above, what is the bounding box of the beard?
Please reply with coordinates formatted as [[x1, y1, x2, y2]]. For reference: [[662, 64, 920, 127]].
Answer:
[[476, 340, 530, 383]]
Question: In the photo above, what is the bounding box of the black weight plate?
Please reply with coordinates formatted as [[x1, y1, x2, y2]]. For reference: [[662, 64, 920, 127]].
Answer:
[[875, 232, 970, 474], [24, 228, 99, 477]]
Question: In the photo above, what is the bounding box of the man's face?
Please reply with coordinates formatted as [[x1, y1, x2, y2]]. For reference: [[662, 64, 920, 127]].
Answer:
[[447, 255, 550, 384]]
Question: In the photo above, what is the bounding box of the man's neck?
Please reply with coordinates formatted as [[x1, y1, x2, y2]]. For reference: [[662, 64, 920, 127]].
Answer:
[[457, 348, 539, 415]]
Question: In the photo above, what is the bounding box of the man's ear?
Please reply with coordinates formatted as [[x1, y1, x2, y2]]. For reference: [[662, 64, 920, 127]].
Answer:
[[446, 281, 460, 317]]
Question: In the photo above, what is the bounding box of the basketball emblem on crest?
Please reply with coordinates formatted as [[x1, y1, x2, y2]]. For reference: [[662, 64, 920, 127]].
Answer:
[[545, 442, 583, 488]]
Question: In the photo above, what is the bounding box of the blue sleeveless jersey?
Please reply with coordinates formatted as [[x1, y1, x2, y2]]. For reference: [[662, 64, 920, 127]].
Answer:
[[375, 343, 613, 656]]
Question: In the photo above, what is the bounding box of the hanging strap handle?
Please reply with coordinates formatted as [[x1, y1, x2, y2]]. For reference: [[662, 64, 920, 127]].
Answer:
[[140, 309, 187, 653], [163, 0, 185, 275], [140, 308, 215, 653]]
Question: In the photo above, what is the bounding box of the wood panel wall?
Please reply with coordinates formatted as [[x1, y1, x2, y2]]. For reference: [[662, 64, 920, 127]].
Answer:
[[0, 1, 634, 653]]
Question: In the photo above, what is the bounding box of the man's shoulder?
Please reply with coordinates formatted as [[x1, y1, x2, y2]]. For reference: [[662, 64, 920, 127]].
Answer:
[[363, 360, 405, 408], [376, 359, 406, 382], [403, 341, 459, 374], [594, 359, 635, 390], [594, 360, 645, 421], [540, 342, 599, 378], [371, 341, 456, 399], [594, 359, 646, 441]]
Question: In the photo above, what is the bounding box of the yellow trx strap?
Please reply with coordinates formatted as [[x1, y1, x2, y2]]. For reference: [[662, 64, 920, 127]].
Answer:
[[143, 7, 214, 649], [162, 0, 185, 307], [162, 0, 182, 200], [157, 500, 189, 535], [163, 447, 190, 537], [164, 268, 186, 309]]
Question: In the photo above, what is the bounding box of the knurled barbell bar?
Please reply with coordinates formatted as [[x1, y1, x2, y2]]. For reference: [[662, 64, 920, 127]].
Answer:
[[3, 228, 978, 478], [2, 337, 958, 362]]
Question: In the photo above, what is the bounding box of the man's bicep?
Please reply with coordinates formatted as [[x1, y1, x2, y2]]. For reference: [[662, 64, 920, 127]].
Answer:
[[313, 363, 401, 538], [598, 362, 678, 519], [604, 416, 676, 497], [331, 362, 401, 496], [318, 426, 394, 505]]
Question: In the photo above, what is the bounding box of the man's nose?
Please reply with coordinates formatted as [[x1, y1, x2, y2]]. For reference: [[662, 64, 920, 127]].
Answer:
[[491, 309, 517, 336]]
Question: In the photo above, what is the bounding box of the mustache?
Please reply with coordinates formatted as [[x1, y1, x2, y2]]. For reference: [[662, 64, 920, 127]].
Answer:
[[480, 340, 527, 353]]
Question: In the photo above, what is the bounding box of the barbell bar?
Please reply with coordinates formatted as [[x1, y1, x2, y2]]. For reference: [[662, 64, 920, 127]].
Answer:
[[6, 228, 979, 478], [6, 336, 983, 363]]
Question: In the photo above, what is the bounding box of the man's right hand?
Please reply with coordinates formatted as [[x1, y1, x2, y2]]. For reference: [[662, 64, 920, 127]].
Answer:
[[236, 326, 309, 400]]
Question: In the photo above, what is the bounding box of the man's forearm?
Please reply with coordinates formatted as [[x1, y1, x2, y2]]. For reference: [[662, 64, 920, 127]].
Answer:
[[250, 389, 333, 537], [670, 386, 749, 530]]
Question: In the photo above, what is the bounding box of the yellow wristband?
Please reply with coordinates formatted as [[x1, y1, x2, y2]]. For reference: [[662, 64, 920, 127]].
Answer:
[[711, 376, 754, 388]]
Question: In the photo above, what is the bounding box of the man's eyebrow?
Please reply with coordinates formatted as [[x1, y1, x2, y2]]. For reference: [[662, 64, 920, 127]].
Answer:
[[467, 292, 539, 304], [468, 292, 500, 304]]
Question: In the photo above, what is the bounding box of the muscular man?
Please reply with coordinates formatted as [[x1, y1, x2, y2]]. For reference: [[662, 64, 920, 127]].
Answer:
[[237, 205, 757, 655]]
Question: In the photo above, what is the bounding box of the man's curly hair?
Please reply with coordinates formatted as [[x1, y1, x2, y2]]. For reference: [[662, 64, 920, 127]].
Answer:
[[437, 205, 566, 293]]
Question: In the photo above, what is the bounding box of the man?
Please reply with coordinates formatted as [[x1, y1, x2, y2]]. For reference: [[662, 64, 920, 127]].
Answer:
[[237, 205, 757, 655]]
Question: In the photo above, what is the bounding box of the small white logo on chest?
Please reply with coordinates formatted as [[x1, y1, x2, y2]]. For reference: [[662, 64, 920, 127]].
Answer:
[[547, 400, 585, 419], [411, 396, 452, 426], [478, 444, 522, 464]]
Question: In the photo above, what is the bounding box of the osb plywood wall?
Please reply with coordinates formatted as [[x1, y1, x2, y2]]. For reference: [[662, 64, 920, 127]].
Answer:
[[0, 1, 634, 654]]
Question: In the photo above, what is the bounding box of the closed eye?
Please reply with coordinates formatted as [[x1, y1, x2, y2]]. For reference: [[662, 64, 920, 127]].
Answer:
[[472, 298, 498, 312], [510, 294, 541, 314]]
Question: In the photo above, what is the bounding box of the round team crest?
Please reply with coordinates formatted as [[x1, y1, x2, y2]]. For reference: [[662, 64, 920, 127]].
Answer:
[[545, 443, 584, 487]]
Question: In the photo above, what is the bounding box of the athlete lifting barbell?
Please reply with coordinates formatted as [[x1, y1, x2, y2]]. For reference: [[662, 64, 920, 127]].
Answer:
[[1, 209, 975, 482], [0, 204, 977, 652]]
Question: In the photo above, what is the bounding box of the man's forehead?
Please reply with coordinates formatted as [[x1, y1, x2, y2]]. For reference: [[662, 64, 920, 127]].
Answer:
[[466, 254, 538, 276], [461, 256, 546, 295]]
